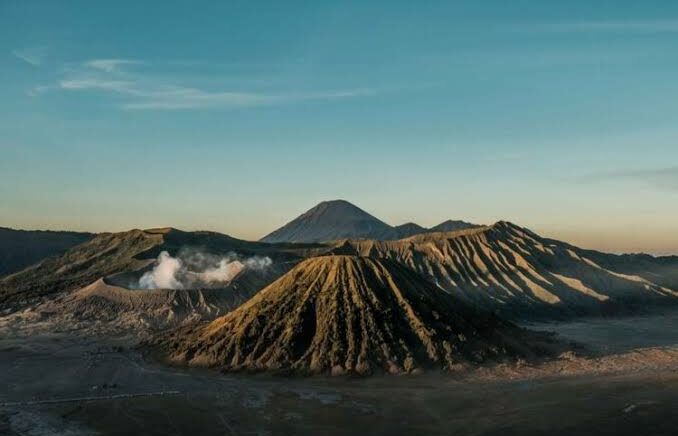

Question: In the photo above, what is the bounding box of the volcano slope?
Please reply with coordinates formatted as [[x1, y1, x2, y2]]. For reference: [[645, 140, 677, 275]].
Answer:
[[261, 199, 397, 243], [0, 227, 94, 277], [1, 277, 258, 336], [154, 256, 561, 375], [329, 222, 678, 320], [0, 227, 314, 313], [260, 199, 481, 243]]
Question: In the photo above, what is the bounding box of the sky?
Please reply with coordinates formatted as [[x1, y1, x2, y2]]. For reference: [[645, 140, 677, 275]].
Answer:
[[1, 1, 678, 254]]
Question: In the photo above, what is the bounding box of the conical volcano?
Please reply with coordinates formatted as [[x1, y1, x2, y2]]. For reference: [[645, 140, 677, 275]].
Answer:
[[155, 255, 557, 375], [260, 200, 396, 243]]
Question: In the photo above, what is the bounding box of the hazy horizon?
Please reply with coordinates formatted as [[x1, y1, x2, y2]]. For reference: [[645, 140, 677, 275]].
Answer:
[[1, 196, 676, 256], [2, 1, 678, 255]]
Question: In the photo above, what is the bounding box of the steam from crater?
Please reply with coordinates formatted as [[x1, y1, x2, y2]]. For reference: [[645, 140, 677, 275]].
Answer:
[[139, 251, 183, 289], [138, 249, 272, 290]]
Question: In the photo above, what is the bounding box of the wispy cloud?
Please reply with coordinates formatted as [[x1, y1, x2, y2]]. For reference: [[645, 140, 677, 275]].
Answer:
[[539, 19, 678, 33], [26, 85, 53, 97], [59, 79, 133, 93], [121, 88, 371, 111], [85, 59, 142, 73], [39, 58, 374, 110], [12, 47, 46, 66], [581, 167, 678, 191]]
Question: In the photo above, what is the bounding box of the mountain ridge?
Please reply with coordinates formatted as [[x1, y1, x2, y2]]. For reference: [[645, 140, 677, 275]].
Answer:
[[0, 227, 95, 277], [0, 227, 308, 313], [3, 215, 678, 322], [260, 199, 480, 243], [329, 221, 678, 319]]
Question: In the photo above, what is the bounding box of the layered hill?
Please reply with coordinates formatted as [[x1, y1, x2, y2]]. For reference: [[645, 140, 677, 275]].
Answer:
[[0, 227, 94, 277], [260, 199, 479, 243], [329, 222, 678, 319], [0, 227, 308, 313], [4, 276, 259, 334], [154, 256, 560, 375]]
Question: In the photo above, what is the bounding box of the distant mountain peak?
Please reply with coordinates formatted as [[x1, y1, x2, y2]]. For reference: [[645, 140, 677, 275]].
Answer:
[[396, 222, 425, 228], [260, 200, 480, 243], [318, 199, 353, 206], [393, 222, 427, 239], [437, 219, 463, 226], [260, 200, 394, 243], [429, 219, 479, 233], [300, 199, 379, 219]]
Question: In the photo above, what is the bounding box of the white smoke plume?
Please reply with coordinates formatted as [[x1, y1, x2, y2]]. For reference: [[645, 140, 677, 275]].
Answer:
[[196, 259, 245, 284], [137, 250, 272, 290], [139, 251, 183, 289]]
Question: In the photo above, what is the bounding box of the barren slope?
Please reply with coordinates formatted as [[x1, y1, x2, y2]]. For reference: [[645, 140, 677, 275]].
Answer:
[[261, 199, 480, 243], [4, 276, 256, 334], [429, 219, 479, 233], [0, 227, 307, 312], [261, 200, 396, 243], [155, 255, 559, 375], [393, 222, 428, 239], [0, 227, 94, 277], [329, 222, 678, 319]]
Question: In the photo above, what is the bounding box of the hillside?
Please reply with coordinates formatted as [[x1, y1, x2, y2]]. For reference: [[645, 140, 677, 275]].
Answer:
[[329, 222, 678, 319], [429, 219, 478, 233], [0, 227, 94, 276], [261, 200, 395, 243], [154, 255, 560, 375], [394, 220, 478, 238], [260, 200, 479, 243], [393, 222, 428, 239], [2, 274, 267, 335], [0, 227, 306, 313], [4, 218, 677, 322]]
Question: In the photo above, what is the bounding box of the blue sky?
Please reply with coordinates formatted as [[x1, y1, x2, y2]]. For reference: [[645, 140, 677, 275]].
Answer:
[[2, 1, 678, 253]]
